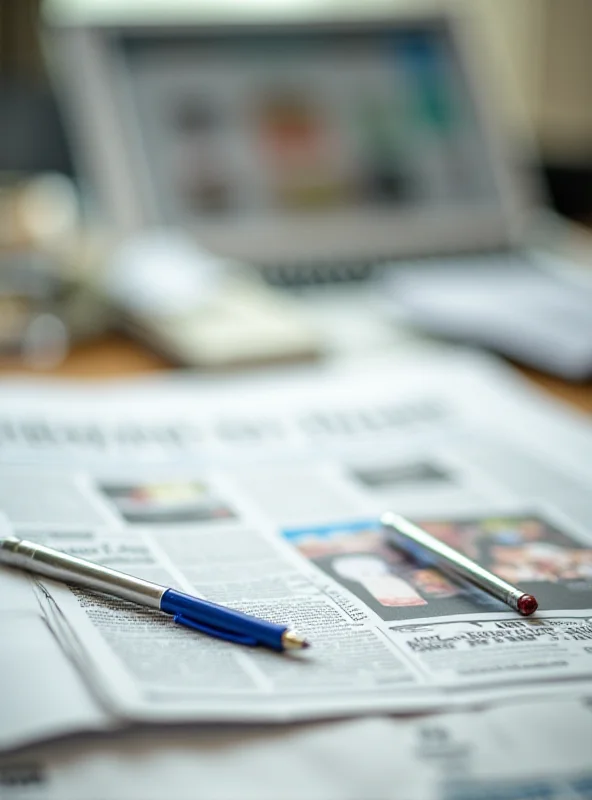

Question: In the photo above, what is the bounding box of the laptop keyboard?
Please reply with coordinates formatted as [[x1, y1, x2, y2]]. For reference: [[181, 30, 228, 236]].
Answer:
[[263, 262, 376, 287]]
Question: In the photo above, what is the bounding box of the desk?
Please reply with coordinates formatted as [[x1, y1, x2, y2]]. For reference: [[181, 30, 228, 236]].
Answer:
[[1, 332, 591, 414]]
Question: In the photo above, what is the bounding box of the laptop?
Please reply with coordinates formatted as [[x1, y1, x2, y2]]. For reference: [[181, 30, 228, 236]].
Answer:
[[46, 3, 535, 267], [45, 2, 592, 377]]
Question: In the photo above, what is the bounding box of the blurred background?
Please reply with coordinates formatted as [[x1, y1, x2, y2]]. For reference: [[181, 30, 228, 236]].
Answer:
[[2, 1, 591, 215], [0, 0, 591, 398]]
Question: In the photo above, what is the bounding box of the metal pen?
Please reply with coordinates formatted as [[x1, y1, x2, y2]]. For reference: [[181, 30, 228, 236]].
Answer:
[[0, 537, 310, 651], [381, 512, 538, 616]]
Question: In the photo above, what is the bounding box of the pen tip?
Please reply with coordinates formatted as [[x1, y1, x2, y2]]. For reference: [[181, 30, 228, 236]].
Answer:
[[281, 631, 311, 650]]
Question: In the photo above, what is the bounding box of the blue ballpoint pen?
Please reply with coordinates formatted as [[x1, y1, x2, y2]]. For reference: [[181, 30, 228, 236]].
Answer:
[[0, 537, 310, 652]]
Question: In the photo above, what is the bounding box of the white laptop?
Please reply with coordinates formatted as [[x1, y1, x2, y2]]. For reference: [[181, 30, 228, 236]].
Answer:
[[44, 0, 592, 377], [45, 2, 534, 268]]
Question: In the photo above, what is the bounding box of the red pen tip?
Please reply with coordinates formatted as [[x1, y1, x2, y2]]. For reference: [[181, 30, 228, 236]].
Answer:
[[517, 594, 538, 616]]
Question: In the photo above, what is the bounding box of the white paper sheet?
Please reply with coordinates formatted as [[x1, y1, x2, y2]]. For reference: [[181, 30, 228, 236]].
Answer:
[[0, 613, 110, 752], [1, 697, 591, 800]]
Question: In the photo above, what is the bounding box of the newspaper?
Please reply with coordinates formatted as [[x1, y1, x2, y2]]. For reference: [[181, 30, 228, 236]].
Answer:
[[0, 512, 110, 752], [1, 350, 592, 733], [1, 697, 591, 800]]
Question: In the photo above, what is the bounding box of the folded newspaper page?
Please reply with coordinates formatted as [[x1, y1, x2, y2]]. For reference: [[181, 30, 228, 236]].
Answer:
[[0, 512, 111, 752], [1, 697, 591, 800], [1, 351, 592, 728]]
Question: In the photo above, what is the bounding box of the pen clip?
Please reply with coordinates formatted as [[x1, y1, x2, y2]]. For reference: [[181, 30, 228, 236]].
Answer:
[[173, 614, 259, 647]]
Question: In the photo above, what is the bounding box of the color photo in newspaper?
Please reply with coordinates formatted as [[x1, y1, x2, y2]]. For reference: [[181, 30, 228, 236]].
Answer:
[[283, 513, 592, 687]]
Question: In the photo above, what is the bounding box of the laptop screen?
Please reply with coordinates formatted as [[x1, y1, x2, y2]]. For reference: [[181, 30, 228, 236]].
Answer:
[[119, 22, 501, 229]]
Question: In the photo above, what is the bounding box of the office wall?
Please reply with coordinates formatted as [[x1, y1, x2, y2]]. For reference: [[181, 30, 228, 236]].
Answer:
[[477, 0, 592, 165], [0, 0, 43, 78]]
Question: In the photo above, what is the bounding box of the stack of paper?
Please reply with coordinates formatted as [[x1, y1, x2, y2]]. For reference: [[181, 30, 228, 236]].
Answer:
[[1, 350, 592, 797]]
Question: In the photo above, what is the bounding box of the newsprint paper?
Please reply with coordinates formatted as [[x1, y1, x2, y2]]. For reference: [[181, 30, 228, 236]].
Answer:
[[1, 350, 592, 744], [1, 698, 592, 800]]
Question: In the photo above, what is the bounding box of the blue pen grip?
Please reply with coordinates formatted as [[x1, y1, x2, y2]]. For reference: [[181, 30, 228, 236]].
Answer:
[[160, 588, 286, 651]]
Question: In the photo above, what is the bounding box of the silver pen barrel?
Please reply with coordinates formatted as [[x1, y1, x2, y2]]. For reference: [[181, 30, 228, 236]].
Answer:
[[0, 537, 165, 608], [381, 513, 537, 615]]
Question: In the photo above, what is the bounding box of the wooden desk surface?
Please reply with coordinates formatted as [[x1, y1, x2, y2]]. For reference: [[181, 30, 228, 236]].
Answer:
[[1, 332, 592, 415]]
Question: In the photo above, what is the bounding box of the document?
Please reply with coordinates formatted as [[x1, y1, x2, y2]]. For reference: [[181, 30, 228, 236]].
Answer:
[[0, 511, 111, 751], [1, 698, 591, 800], [1, 350, 592, 736], [0, 613, 111, 751]]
